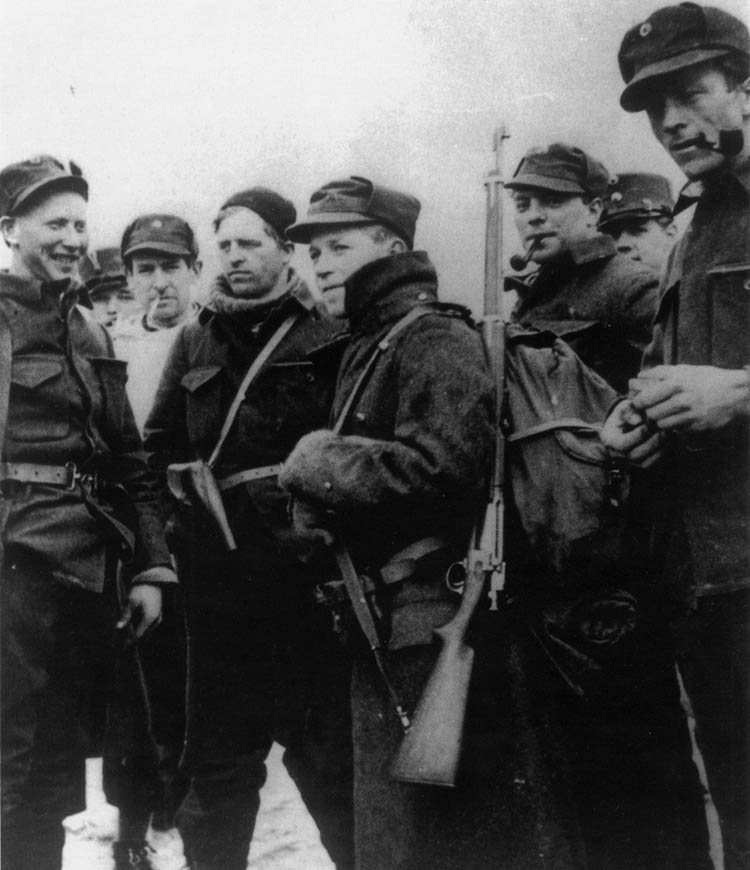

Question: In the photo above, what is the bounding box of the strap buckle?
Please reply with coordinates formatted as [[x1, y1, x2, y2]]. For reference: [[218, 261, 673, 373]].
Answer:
[[65, 461, 99, 494]]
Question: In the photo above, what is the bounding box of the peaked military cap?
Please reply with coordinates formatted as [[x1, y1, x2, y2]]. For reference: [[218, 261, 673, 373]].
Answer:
[[121, 213, 198, 261], [599, 173, 675, 230], [619, 3, 749, 112], [0, 154, 88, 217], [86, 247, 128, 297], [218, 187, 296, 238], [286, 176, 421, 249], [505, 144, 612, 199]]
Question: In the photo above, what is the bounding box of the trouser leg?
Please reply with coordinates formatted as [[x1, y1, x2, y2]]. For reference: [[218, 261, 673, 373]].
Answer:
[[1, 554, 113, 870], [176, 575, 274, 870], [676, 590, 750, 870], [277, 602, 354, 870]]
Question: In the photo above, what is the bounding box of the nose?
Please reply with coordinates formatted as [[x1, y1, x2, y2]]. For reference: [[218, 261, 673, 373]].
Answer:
[[228, 242, 246, 268], [661, 95, 686, 134], [61, 224, 83, 250], [153, 267, 169, 291], [313, 252, 333, 279], [526, 199, 546, 224]]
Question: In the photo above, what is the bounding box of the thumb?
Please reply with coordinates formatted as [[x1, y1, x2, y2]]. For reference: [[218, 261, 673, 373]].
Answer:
[[116, 604, 133, 631]]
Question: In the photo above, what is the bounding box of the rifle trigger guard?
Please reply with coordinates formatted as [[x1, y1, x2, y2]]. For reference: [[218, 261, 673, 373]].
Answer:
[[445, 560, 466, 594]]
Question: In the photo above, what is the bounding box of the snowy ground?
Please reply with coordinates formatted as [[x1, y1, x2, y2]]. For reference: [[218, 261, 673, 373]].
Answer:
[[62, 744, 334, 870]]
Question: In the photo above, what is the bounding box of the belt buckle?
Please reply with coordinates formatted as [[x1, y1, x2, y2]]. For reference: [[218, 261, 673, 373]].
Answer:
[[64, 462, 78, 490], [65, 462, 98, 494]]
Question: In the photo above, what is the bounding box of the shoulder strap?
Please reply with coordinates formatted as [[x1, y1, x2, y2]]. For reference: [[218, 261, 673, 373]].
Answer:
[[208, 312, 300, 468], [332, 306, 432, 435]]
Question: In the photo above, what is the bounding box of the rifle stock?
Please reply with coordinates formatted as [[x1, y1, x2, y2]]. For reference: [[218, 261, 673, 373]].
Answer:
[[389, 125, 509, 787], [389, 556, 486, 786]]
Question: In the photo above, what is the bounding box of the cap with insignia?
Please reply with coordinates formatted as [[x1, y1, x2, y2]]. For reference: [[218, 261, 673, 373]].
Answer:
[[619, 3, 749, 112], [598, 173, 675, 231], [505, 143, 611, 199], [120, 213, 198, 261], [0, 154, 88, 217], [286, 176, 421, 249]]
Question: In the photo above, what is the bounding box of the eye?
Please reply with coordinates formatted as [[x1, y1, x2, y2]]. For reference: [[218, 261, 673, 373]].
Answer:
[[218, 241, 230, 252], [309, 247, 320, 262]]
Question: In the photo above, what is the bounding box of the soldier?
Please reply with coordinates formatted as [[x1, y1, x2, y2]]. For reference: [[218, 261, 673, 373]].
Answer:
[[116, 215, 202, 432], [0, 155, 174, 870], [85, 246, 140, 331], [143, 187, 354, 870], [506, 143, 659, 392], [598, 172, 678, 273], [104, 216, 200, 870], [279, 177, 582, 870], [603, 5, 750, 869]]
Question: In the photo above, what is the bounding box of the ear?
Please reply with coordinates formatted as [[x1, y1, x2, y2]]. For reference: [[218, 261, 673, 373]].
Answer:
[[585, 198, 603, 226], [665, 222, 678, 239], [388, 237, 407, 256], [192, 258, 203, 278], [0, 215, 19, 248], [281, 240, 294, 263], [740, 76, 750, 119]]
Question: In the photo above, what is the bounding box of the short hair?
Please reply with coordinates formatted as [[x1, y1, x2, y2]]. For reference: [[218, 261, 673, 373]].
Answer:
[[212, 205, 286, 248], [714, 55, 750, 89], [363, 223, 407, 246]]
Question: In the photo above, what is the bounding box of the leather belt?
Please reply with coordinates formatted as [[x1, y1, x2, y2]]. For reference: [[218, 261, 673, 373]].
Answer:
[[217, 464, 282, 491], [0, 461, 98, 491]]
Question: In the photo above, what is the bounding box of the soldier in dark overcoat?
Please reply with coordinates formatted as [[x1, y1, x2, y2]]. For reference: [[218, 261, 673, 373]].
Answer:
[[604, 6, 750, 868], [143, 187, 353, 870], [280, 176, 587, 870], [0, 155, 174, 870]]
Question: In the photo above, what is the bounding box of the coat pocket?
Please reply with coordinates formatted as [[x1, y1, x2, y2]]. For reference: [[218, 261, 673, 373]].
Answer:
[[707, 263, 750, 368], [8, 355, 70, 441], [180, 365, 223, 449]]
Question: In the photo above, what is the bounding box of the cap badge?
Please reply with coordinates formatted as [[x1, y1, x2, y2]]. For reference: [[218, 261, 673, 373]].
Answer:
[[639, 21, 652, 37], [611, 192, 623, 203], [642, 198, 653, 210], [151, 219, 163, 229]]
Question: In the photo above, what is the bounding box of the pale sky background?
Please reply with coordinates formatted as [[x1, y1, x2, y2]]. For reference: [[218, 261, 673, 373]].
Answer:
[[1, 0, 748, 315]]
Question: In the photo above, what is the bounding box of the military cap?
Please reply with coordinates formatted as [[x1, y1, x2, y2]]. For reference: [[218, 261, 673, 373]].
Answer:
[[598, 173, 675, 230], [85, 247, 128, 297], [121, 213, 198, 261], [505, 144, 612, 199], [0, 154, 88, 217], [218, 187, 296, 238], [619, 3, 749, 112], [286, 176, 421, 249]]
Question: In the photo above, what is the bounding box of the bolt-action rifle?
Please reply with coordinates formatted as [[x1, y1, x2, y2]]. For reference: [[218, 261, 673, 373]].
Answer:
[[390, 125, 510, 787]]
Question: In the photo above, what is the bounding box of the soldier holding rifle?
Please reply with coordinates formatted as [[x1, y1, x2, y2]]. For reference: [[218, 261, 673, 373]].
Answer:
[[603, 5, 750, 868], [280, 174, 584, 870]]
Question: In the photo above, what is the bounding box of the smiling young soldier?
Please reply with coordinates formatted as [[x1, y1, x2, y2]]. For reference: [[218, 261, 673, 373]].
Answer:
[[598, 173, 678, 273], [143, 187, 353, 870], [279, 177, 587, 870], [0, 156, 174, 870], [506, 143, 659, 393], [602, 6, 750, 868]]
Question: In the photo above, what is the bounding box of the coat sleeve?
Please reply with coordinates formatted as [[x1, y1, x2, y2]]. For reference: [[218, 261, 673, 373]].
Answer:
[[610, 266, 660, 354], [280, 315, 494, 513]]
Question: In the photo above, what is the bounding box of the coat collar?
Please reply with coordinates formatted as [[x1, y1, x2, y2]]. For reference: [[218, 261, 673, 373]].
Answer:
[[0, 270, 88, 308], [674, 154, 750, 215], [344, 251, 438, 333]]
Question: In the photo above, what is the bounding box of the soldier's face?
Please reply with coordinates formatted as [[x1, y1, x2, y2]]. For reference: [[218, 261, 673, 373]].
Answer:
[[2, 191, 88, 283], [606, 218, 677, 273], [308, 226, 397, 318], [644, 64, 750, 180], [511, 190, 601, 264], [215, 209, 291, 299], [128, 253, 197, 328]]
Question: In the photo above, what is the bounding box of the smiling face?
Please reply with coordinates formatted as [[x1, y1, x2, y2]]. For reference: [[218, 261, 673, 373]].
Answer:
[[307, 225, 404, 318], [126, 253, 198, 328], [2, 190, 88, 283], [644, 63, 750, 180], [511, 189, 601, 265], [215, 208, 291, 300]]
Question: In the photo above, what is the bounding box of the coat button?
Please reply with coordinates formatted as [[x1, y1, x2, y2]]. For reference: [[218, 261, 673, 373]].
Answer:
[[417, 292, 428, 302], [355, 412, 366, 422], [324, 481, 333, 491]]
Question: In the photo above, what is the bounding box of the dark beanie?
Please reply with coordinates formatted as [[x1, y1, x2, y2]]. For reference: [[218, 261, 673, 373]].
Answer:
[[218, 187, 297, 237]]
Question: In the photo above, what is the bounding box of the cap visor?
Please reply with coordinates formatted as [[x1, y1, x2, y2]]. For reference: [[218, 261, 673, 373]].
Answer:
[[620, 48, 733, 111], [11, 175, 88, 214], [122, 241, 193, 259], [286, 212, 375, 243], [505, 175, 587, 195]]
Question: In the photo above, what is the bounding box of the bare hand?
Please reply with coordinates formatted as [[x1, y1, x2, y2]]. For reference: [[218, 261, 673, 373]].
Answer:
[[600, 399, 664, 468], [630, 365, 750, 434], [118, 568, 173, 642]]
